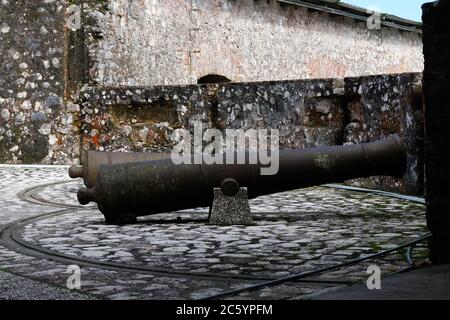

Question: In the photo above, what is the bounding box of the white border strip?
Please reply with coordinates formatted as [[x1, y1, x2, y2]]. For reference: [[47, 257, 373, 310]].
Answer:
[[0, 164, 70, 169]]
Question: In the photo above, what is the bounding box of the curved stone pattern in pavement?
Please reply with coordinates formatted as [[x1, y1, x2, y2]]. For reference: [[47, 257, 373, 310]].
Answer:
[[0, 166, 429, 300]]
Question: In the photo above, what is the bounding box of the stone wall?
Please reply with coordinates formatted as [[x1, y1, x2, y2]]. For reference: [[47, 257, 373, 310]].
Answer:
[[0, 0, 78, 164], [423, 0, 450, 264], [343, 73, 424, 195], [78, 73, 424, 195], [86, 0, 424, 86], [78, 79, 344, 152]]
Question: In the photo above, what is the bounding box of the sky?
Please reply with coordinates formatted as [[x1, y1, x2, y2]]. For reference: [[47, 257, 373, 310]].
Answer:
[[342, 0, 429, 22]]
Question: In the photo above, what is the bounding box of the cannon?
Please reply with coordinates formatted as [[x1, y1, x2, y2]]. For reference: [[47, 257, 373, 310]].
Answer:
[[75, 135, 406, 224], [69, 150, 171, 187]]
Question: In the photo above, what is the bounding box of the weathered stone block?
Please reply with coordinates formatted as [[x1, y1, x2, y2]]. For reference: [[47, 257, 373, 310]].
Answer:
[[209, 188, 252, 226]]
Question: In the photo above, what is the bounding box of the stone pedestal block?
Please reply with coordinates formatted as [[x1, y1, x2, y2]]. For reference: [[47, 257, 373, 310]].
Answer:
[[209, 188, 253, 226]]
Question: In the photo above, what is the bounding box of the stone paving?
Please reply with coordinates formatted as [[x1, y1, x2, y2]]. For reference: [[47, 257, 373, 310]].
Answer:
[[0, 165, 429, 300]]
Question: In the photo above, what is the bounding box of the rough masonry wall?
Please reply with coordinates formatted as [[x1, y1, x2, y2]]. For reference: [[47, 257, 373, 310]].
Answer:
[[0, 0, 78, 164], [344, 73, 424, 195], [78, 79, 344, 153], [423, 0, 450, 264], [78, 73, 424, 195], [88, 0, 424, 86]]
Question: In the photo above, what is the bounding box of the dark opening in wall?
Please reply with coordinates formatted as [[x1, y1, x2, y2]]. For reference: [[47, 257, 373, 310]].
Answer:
[[198, 74, 231, 84]]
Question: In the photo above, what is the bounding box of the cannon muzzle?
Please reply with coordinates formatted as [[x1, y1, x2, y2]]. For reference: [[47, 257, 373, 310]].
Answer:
[[69, 150, 171, 187], [77, 135, 406, 224]]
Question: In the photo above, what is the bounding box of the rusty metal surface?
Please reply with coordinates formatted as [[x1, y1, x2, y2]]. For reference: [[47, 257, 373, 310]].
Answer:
[[69, 151, 171, 187], [76, 135, 406, 224]]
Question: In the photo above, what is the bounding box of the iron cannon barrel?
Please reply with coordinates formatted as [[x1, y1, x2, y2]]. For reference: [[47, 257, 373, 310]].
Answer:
[[78, 135, 406, 223]]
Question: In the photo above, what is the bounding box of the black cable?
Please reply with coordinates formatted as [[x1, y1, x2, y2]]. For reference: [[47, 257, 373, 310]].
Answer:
[[200, 184, 430, 300], [200, 233, 431, 300]]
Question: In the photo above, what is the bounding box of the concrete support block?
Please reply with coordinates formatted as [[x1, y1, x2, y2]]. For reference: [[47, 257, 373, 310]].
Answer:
[[209, 188, 253, 226]]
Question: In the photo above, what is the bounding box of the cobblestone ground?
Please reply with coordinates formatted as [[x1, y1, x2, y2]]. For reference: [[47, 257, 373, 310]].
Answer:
[[0, 166, 429, 300]]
